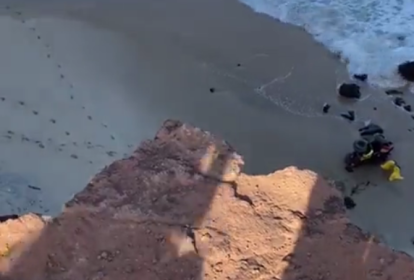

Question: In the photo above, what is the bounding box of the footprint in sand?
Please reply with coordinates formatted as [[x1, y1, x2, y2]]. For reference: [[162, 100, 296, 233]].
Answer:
[[7, 17, 122, 162]]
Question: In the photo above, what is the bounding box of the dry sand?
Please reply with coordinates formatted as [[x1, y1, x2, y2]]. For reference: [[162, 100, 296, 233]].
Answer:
[[0, 0, 413, 256]]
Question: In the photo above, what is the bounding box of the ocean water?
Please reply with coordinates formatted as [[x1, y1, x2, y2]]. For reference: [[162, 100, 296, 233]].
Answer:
[[239, 0, 414, 89]]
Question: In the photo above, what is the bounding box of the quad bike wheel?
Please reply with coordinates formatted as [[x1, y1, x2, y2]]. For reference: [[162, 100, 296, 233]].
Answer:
[[344, 152, 358, 172]]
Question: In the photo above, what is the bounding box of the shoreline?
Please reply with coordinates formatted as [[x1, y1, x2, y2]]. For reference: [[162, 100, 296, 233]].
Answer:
[[238, 0, 414, 91], [0, 0, 414, 257]]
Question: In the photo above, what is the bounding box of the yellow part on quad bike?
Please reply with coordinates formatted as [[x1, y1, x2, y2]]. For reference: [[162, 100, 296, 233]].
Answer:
[[380, 160, 395, 170], [389, 166, 403, 181], [380, 160, 404, 181], [360, 149, 374, 161]]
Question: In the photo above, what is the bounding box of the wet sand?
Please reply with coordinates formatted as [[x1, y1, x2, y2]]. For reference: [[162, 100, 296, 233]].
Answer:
[[0, 0, 414, 256]]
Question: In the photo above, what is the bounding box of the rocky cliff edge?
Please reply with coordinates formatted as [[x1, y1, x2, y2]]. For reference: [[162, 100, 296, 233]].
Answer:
[[0, 120, 413, 280]]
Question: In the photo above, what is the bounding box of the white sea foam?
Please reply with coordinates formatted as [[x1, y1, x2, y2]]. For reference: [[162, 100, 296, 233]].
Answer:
[[239, 0, 414, 89]]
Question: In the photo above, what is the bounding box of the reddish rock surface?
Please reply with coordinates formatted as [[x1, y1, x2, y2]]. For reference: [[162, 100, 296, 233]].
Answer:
[[0, 119, 413, 280]]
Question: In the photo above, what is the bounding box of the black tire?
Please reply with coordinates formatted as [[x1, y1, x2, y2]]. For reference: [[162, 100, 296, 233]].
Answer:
[[353, 139, 369, 154], [345, 165, 354, 172], [344, 153, 357, 172]]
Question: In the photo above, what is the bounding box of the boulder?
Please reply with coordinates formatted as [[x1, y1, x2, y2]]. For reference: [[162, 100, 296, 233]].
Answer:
[[398, 61, 414, 82], [338, 83, 361, 99]]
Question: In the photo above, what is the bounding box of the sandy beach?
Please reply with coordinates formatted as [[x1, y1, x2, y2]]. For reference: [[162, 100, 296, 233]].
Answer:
[[0, 0, 414, 257]]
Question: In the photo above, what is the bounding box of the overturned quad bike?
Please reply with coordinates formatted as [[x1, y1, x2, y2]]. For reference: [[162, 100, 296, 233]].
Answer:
[[344, 124, 394, 172]]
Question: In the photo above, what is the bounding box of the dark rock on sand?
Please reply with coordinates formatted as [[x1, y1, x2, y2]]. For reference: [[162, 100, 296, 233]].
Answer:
[[322, 103, 331, 114], [28, 185, 41, 191], [394, 97, 406, 106], [359, 123, 383, 136], [340, 110, 355, 121], [209, 87, 216, 93], [398, 61, 414, 82], [344, 196, 356, 209], [386, 89, 403, 95], [404, 104, 412, 112], [353, 74, 367, 82], [338, 83, 361, 99]]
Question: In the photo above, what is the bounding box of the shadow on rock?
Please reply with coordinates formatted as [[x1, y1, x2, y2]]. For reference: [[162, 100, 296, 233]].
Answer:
[[1, 119, 244, 280], [277, 176, 414, 280]]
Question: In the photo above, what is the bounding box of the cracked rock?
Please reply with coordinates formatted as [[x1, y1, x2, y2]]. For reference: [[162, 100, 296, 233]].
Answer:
[[0, 120, 413, 280]]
